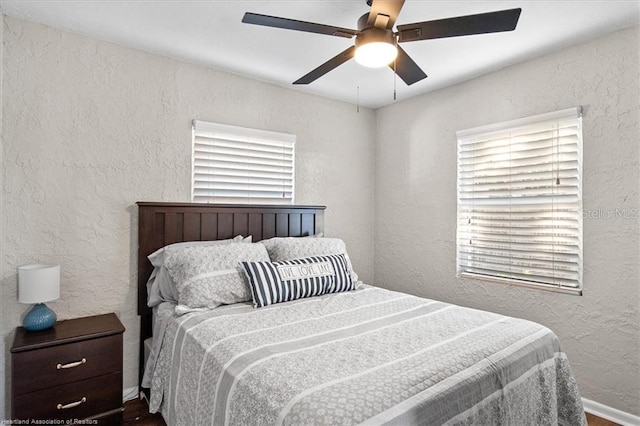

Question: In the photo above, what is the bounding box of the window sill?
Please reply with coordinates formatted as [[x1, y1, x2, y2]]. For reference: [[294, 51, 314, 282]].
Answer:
[[458, 272, 583, 296]]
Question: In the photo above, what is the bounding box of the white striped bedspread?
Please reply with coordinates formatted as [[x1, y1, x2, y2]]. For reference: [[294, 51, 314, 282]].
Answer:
[[148, 285, 586, 425]]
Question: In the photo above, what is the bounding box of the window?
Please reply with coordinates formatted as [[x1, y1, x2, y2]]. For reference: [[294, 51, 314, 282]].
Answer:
[[456, 107, 583, 294], [192, 120, 295, 204]]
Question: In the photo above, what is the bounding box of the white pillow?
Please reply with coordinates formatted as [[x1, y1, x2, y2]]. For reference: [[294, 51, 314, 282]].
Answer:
[[146, 236, 251, 307], [148, 235, 250, 267], [163, 242, 270, 314], [260, 237, 359, 283]]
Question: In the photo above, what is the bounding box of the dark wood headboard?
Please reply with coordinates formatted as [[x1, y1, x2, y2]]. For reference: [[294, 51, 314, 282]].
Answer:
[[136, 202, 326, 386]]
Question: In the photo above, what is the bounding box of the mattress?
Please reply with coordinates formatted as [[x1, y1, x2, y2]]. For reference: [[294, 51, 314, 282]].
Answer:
[[146, 285, 586, 425]]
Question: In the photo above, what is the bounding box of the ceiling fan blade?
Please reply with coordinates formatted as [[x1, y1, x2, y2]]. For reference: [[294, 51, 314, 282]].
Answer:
[[397, 8, 522, 42], [367, 0, 406, 29], [242, 12, 357, 38], [293, 46, 356, 85], [390, 46, 427, 85]]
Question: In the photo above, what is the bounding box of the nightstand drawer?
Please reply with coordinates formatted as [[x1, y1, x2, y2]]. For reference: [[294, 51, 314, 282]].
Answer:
[[12, 333, 122, 395], [12, 371, 122, 421]]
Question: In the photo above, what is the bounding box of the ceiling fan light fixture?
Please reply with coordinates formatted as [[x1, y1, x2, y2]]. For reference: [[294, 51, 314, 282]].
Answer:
[[354, 28, 398, 68], [355, 42, 398, 68], [243, 5, 522, 86]]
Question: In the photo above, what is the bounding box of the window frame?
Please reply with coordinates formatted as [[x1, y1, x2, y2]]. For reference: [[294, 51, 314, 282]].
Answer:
[[456, 107, 583, 295], [191, 120, 295, 205]]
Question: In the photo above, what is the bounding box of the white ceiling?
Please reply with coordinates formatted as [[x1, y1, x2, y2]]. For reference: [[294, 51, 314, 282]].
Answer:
[[2, 1, 639, 109]]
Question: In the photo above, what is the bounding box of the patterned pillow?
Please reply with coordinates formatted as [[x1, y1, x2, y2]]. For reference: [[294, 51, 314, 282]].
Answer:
[[146, 236, 251, 307], [260, 237, 359, 283], [148, 235, 250, 267], [241, 254, 355, 308], [163, 242, 269, 314]]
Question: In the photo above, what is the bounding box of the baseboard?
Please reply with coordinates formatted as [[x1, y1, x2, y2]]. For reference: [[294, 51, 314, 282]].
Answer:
[[123, 386, 139, 402], [583, 398, 640, 426]]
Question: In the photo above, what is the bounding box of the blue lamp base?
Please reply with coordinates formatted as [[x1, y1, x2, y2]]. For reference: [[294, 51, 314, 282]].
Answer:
[[23, 303, 57, 331]]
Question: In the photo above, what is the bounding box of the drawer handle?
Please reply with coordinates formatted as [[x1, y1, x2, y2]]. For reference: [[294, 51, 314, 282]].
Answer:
[[56, 358, 86, 369], [57, 397, 87, 410]]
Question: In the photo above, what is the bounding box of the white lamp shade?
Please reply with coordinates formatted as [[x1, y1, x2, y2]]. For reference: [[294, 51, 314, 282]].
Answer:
[[18, 264, 60, 304]]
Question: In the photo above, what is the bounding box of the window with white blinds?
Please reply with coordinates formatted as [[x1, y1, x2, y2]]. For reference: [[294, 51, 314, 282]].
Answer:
[[192, 120, 295, 204], [456, 107, 583, 294]]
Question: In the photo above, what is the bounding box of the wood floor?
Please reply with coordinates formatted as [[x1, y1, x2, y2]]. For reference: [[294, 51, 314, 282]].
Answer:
[[122, 398, 620, 426], [122, 397, 165, 426], [586, 412, 622, 426]]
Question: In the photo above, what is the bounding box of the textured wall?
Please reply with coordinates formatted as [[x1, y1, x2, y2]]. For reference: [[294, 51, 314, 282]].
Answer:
[[0, 8, 4, 422], [0, 16, 375, 417], [374, 26, 639, 415]]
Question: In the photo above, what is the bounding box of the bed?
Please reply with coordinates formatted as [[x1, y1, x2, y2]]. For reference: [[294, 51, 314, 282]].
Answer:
[[137, 202, 586, 426]]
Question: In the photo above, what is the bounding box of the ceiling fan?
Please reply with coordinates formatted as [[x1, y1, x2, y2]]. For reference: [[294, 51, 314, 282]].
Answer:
[[242, 0, 521, 86]]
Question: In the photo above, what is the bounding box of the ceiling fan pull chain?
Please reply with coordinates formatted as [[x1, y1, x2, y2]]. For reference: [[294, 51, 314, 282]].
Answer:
[[393, 58, 397, 101], [357, 86, 360, 113]]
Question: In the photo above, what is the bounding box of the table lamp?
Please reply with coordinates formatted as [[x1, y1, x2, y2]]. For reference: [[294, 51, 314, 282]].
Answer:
[[18, 264, 60, 331]]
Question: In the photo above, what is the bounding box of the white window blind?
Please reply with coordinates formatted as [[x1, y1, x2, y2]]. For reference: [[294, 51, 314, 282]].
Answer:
[[456, 107, 583, 294], [192, 120, 295, 204]]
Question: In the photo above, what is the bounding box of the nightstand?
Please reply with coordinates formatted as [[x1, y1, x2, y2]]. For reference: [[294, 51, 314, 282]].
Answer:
[[11, 313, 125, 424]]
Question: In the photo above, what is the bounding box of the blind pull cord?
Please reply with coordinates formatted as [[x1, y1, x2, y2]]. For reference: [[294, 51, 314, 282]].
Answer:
[[555, 125, 561, 185]]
